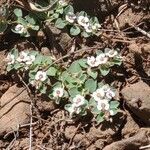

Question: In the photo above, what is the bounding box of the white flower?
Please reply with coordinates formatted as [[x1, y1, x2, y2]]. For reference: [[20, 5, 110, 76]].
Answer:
[[15, 24, 26, 34], [53, 87, 64, 98], [72, 95, 85, 107], [68, 104, 81, 116], [105, 89, 115, 99], [77, 16, 89, 27], [87, 56, 99, 67], [25, 55, 35, 65], [105, 49, 118, 58], [65, 12, 76, 23], [92, 23, 101, 30], [16, 51, 28, 62], [35, 71, 47, 82], [92, 88, 105, 101], [6, 53, 15, 64], [84, 25, 93, 33], [97, 100, 110, 111], [96, 53, 108, 65], [58, 0, 67, 6]]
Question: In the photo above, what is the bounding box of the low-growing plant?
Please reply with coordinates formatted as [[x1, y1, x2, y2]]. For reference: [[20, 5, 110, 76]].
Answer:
[[1, 0, 101, 38], [12, 8, 39, 37], [6, 47, 122, 123], [46, 2, 101, 37]]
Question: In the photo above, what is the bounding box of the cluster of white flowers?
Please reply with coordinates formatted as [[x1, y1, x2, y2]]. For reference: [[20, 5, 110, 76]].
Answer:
[[68, 95, 86, 115], [65, 13, 101, 33], [92, 85, 116, 115], [87, 49, 118, 67], [6, 51, 36, 66], [77, 16, 101, 33], [16, 51, 36, 65]]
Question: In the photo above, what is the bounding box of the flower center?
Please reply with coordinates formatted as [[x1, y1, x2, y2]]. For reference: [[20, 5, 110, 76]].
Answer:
[[101, 103, 106, 110], [39, 74, 43, 79], [56, 90, 60, 95], [76, 98, 81, 104], [20, 55, 25, 59], [96, 93, 101, 98]]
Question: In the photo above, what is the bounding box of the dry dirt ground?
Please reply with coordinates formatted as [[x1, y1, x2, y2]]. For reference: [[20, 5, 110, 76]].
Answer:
[[0, 0, 150, 150]]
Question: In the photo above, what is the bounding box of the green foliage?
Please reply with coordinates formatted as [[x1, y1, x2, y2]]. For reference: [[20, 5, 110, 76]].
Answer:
[[70, 26, 81, 36], [12, 8, 40, 37], [4, 1, 123, 124], [6, 46, 122, 124], [55, 18, 67, 29], [0, 6, 9, 33]]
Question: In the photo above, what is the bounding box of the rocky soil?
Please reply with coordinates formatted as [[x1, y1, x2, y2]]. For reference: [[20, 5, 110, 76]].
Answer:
[[0, 0, 150, 149]]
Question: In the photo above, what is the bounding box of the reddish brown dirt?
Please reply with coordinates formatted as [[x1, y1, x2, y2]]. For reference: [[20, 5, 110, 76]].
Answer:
[[0, 0, 150, 149]]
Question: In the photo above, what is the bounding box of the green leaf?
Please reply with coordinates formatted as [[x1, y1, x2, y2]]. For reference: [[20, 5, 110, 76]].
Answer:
[[78, 59, 88, 68], [11, 48, 18, 58], [42, 56, 52, 65], [99, 66, 110, 76], [109, 101, 119, 109], [92, 107, 100, 115], [6, 65, 13, 72], [81, 31, 90, 38], [70, 26, 81, 36], [97, 81, 105, 88], [112, 57, 122, 66], [79, 74, 87, 83], [87, 69, 98, 79], [53, 82, 62, 88], [60, 71, 69, 82], [96, 113, 104, 123], [39, 84, 47, 94], [68, 87, 81, 98], [55, 18, 67, 29], [47, 67, 57, 76], [29, 71, 36, 80], [51, 13, 59, 20], [56, 8, 64, 14], [14, 63, 21, 69], [68, 61, 82, 73], [34, 54, 43, 64], [90, 17, 99, 24], [0, 21, 7, 33], [96, 50, 103, 56], [89, 98, 96, 106], [25, 14, 36, 25], [14, 8, 22, 17], [31, 25, 39, 31], [17, 17, 28, 26], [85, 78, 97, 93], [77, 11, 87, 17], [64, 5, 74, 14]]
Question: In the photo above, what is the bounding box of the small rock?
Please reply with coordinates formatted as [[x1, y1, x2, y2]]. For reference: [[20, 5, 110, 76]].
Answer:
[[122, 111, 139, 138], [121, 81, 150, 125], [103, 128, 150, 150], [0, 85, 30, 136]]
